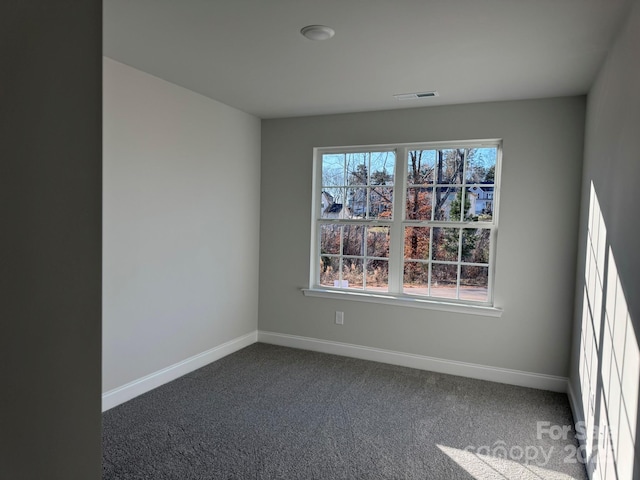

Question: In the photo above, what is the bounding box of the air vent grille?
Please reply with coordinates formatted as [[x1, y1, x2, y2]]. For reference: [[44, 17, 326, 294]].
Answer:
[[393, 91, 439, 101]]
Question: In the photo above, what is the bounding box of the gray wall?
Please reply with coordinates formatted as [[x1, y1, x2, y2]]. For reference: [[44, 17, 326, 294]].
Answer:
[[260, 97, 585, 377], [0, 2, 102, 479], [103, 58, 261, 392], [569, 0, 640, 477]]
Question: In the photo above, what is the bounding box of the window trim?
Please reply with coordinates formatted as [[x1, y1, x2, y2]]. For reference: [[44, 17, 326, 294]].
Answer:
[[309, 139, 502, 311], [301, 287, 503, 317]]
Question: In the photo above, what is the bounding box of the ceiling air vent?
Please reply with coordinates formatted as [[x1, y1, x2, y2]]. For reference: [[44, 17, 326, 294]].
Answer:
[[393, 91, 439, 101]]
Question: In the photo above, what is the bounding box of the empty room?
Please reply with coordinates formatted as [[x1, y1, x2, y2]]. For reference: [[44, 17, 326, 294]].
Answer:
[[3, 0, 639, 479]]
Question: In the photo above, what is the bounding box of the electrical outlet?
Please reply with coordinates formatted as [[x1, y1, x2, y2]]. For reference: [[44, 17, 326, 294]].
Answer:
[[335, 311, 344, 325]]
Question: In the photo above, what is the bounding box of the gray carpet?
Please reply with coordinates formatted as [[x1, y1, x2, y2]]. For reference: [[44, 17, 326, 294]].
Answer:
[[102, 343, 588, 479]]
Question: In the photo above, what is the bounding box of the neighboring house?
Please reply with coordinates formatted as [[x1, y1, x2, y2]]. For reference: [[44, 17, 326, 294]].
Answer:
[[347, 188, 366, 217], [434, 186, 494, 220], [321, 191, 351, 219], [347, 187, 392, 218], [467, 186, 494, 217]]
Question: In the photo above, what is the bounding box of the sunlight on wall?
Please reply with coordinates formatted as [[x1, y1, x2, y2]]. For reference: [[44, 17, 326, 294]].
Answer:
[[437, 445, 576, 480], [578, 182, 639, 479]]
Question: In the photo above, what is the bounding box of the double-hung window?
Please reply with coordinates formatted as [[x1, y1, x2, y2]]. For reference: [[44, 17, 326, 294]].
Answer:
[[310, 140, 501, 308]]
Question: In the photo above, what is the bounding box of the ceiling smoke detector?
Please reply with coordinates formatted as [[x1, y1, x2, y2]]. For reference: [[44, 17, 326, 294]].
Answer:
[[300, 25, 335, 41], [393, 91, 440, 101]]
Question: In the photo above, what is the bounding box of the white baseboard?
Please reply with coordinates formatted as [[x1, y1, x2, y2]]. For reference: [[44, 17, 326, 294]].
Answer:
[[258, 331, 569, 392], [102, 330, 258, 411], [103, 329, 570, 412], [566, 379, 585, 428], [566, 380, 593, 479]]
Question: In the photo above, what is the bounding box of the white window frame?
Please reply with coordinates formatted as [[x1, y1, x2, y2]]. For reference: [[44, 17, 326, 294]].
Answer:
[[304, 139, 503, 317]]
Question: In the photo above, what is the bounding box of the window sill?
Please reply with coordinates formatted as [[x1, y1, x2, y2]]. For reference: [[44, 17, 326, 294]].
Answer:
[[301, 288, 503, 317]]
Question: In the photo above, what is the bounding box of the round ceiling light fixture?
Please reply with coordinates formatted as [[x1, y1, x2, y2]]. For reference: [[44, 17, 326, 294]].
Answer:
[[300, 25, 335, 41]]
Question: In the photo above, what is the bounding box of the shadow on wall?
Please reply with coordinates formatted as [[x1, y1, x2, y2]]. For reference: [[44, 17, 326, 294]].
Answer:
[[576, 182, 639, 479]]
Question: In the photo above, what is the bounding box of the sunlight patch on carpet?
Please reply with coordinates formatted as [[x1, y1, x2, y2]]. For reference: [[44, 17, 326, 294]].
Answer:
[[438, 444, 580, 480]]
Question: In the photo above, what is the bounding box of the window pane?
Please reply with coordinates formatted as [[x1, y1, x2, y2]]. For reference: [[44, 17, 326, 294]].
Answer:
[[366, 259, 388, 291], [461, 228, 491, 264], [322, 154, 345, 187], [460, 265, 489, 302], [346, 187, 366, 217], [320, 188, 347, 219], [431, 263, 458, 299], [366, 227, 390, 258], [370, 152, 395, 186], [320, 224, 341, 255], [435, 149, 464, 184], [320, 257, 340, 287], [406, 186, 432, 220], [466, 186, 494, 221], [369, 187, 393, 219], [407, 150, 436, 185], [403, 261, 429, 295], [433, 187, 462, 221], [342, 225, 364, 256], [465, 147, 497, 184], [404, 227, 431, 261], [432, 227, 460, 261], [342, 258, 363, 289], [346, 154, 368, 186]]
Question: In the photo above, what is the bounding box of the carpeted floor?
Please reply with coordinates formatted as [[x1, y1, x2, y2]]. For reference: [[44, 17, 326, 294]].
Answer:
[[102, 343, 588, 479]]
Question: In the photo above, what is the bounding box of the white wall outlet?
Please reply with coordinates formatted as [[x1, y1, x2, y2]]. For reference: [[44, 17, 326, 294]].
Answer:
[[335, 311, 344, 325]]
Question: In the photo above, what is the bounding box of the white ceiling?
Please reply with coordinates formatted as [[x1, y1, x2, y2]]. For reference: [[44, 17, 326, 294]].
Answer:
[[104, 0, 631, 119]]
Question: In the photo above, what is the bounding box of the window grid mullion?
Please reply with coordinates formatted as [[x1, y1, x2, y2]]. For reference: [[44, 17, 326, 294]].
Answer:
[[365, 153, 371, 220], [428, 226, 434, 296], [388, 147, 405, 294], [362, 226, 368, 290], [457, 227, 463, 299], [456, 150, 466, 300], [338, 226, 344, 287]]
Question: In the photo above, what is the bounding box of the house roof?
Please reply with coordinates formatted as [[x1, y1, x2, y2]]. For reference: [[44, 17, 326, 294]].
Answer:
[[325, 203, 344, 214]]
